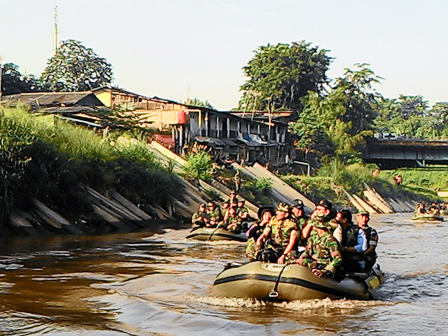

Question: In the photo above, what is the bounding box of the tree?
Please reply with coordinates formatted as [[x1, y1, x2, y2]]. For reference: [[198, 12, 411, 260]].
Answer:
[[1, 63, 42, 95], [238, 41, 332, 113], [185, 97, 216, 110], [290, 64, 381, 160], [373, 96, 448, 139], [41, 39, 113, 92]]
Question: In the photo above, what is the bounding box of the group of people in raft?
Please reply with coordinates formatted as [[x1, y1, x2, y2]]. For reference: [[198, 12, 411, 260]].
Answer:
[[414, 202, 447, 217], [191, 192, 379, 279]]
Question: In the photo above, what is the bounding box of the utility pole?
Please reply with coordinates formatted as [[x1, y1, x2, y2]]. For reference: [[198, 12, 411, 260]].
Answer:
[[54, 6, 58, 55]]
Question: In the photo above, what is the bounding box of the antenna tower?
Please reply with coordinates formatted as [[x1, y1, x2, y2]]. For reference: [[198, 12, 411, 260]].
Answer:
[[54, 6, 58, 54]]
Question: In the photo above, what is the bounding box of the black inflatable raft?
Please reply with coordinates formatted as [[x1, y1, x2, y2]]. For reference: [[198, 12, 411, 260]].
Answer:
[[212, 261, 385, 301]]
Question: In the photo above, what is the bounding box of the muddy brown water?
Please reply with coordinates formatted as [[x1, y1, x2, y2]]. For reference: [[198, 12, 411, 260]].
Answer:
[[0, 213, 447, 335]]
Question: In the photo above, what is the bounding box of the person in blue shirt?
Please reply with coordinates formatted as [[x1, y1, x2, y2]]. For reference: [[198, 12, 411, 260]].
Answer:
[[342, 211, 378, 271]]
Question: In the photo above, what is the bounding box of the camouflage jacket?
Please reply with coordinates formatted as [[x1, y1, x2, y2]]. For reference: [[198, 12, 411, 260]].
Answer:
[[207, 208, 222, 222], [191, 211, 209, 225], [224, 214, 241, 233], [263, 217, 299, 249], [225, 214, 241, 226], [237, 206, 249, 219], [291, 214, 309, 230], [301, 230, 342, 274]]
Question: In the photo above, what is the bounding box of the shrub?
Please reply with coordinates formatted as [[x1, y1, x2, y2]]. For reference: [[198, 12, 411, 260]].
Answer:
[[183, 150, 213, 181]]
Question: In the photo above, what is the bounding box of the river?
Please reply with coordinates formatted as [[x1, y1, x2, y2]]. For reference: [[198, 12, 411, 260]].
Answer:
[[0, 213, 447, 335]]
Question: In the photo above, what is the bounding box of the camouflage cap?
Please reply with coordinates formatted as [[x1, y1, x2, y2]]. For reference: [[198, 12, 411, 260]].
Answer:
[[276, 202, 291, 212], [358, 211, 370, 217]]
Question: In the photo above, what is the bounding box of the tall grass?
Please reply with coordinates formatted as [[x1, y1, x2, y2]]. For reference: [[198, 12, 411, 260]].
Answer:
[[0, 106, 182, 224]]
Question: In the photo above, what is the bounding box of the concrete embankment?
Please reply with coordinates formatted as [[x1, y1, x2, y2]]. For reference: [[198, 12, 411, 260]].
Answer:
[[3, 143, 419, 238]]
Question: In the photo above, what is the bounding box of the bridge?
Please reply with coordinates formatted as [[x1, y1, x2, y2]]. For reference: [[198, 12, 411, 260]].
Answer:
[[362, 139, 448, 169]]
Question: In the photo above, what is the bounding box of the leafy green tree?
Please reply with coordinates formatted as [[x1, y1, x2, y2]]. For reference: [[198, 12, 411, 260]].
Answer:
[[238, 41, 332, 113], [1, 63, 42, 95], [185, 97, 216, 110], [396, 95, 428, 119], [290, 64, 381, 160], [373, 96, 448, 139], [41, 39, 113, 92]]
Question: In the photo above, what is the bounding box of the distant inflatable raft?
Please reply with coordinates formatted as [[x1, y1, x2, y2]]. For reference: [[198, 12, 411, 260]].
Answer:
[[186, 227, 247, 242], [410, 214, 444, 223], [213, 261, 385, 301]]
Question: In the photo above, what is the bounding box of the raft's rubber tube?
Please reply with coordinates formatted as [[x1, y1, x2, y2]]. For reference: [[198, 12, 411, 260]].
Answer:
[[213, 261, 383, 301], [186, 227, 247, 242]]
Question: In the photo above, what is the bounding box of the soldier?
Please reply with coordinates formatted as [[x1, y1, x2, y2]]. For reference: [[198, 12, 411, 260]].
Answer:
[[225, 191, 239, 207], [221, 206, 242, 233], [290, 200, 309, 248], [414, 203, 426, 215], [296, 219, 342, 278], [237, 199, 249, 221], [206, 201, 222, 227], [234, 170, 242, 192], [220, 201, 230, 219], [290, 200, 309, 230], [256, 202, 299, 264], [245, 207, 275, 260], [191, 203, 209, 229], [301, 200, 335, 240]]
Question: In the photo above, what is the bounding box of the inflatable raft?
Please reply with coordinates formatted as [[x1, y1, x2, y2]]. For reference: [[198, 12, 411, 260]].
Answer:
[[186, 227, 247, 242], [410, 214, 444, 223], [212, 261, 384, 301]]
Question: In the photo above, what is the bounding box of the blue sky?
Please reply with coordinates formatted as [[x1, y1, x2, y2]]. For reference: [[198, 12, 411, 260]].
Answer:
[[1, 0, 447, 110]]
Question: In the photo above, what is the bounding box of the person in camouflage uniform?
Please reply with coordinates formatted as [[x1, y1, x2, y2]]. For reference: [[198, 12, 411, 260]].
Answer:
[[290, 200, 309, 247], [237, 200, 249, 221], [221, 206, 242, 233], [256, 202, 299, 264], [245, 207, 274, 260], [206, 201, 222, 227], [301, 200, 341, 243], [191, 203, 209, 229], [225, 191, 239, 207], [220, 201, 230, 219], [296, 217, 342, 278]]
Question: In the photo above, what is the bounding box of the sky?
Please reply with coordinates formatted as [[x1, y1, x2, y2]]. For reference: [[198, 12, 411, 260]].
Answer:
[[1, 0, 448, 110]]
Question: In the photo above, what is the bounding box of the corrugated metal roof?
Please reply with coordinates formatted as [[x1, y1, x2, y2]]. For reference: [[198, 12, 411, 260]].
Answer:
[[3, 92, 94, 106]]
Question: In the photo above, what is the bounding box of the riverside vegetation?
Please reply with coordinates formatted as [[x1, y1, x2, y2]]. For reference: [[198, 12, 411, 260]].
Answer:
[[0, 105, 182, 233], [0, 105, 443, 237]]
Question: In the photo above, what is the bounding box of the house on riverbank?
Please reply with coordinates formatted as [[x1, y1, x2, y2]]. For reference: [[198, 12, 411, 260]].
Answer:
[[2, 86, 297, 166], [92, 87, 294, 165]]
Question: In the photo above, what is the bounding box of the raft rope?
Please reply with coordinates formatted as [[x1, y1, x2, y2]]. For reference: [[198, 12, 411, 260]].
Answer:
[[268, 262, 289, 299], [208, 226, 221, 241]]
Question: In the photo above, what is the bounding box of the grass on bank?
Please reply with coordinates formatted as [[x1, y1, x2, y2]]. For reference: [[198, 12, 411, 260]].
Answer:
[[282, 159, 439, 209], [0, 106, 182, 226]]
